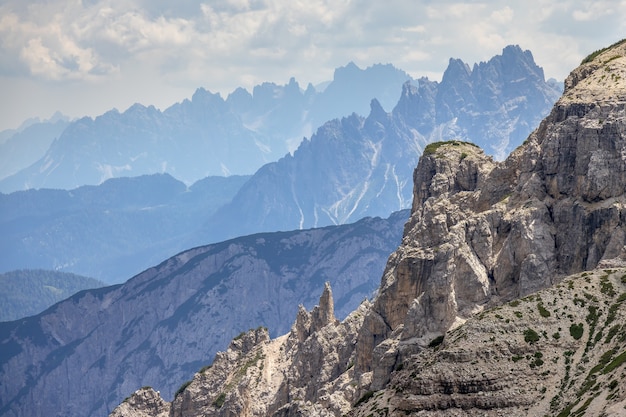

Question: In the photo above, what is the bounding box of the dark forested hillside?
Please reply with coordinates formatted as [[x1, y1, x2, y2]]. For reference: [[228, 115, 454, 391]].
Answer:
[[0, 269, 104, 321]]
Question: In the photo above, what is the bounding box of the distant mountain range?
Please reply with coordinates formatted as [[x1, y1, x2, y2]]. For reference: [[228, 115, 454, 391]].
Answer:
[[0, 269, 104, 322], [0, 46, 562, 282], [202, 45, 562, 241], [0, 113, 69, 182], [0, 174, 249, 282], [0, 63, 412, 193], [0, 47, 560, 193]]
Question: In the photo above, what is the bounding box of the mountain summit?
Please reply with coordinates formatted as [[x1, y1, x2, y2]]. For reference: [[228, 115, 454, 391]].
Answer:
[[112, 40, 626, 416]]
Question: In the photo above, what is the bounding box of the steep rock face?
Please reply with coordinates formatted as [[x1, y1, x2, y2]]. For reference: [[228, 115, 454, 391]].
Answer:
[[0, 211, 406, 417], [204, 100, 425, 242], [113, 285, 368, 417], [403, 45, 562, 159], [113, 40, 626, 417]]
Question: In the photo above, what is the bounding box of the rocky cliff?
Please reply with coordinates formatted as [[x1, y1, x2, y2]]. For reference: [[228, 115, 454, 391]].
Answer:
[[112, 39, 626, 416]]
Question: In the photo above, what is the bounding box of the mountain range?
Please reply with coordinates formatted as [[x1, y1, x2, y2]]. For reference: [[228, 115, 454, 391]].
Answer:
[[0, 46, 561, 283], [203, 44, 561, 241], [0, 44, 579, 417], [0, 63, 412, 193], [0, 174, 249, 282], [109, 38, 626, 417], [0, 210, 407, 417], [0, 114, 69, 183], [0, 46, 559, 194]]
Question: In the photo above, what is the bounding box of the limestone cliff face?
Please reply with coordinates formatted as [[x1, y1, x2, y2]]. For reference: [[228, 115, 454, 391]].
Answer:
[[111, 40, 626, 417]]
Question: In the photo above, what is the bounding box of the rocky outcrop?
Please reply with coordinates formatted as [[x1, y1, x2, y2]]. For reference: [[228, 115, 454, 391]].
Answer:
[[110, 387, 170, 417], [121, 285, 367, 417], [352, 268, 626, 416], [112, 40, 626, 417]]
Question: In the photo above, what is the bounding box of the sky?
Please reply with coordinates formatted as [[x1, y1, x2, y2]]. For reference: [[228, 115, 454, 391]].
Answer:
[[1, 0, 625, 132]]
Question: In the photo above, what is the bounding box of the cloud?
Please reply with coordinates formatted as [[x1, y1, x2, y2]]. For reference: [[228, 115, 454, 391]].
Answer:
[[1, 0, 626, 130]]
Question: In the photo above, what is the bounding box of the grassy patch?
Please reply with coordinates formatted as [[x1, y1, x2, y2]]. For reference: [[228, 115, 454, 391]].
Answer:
[[175, 380, 192, 398], [524, 328, 540, 344], [570, 323, 584, 340], [213, 392, 226, 408], [581, 39, 626, 64], [602, 350, 626, 374], [538, 303, 551, 318], [423, 140, 478, 156]]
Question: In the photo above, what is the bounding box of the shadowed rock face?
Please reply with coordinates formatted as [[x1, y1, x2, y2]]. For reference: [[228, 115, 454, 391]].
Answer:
[[109, 40, 626, 417]]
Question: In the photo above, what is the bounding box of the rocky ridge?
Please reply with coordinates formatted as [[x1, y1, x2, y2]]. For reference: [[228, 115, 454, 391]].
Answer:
[[112, 40, 626, 416], [0, 211, 407, 417]]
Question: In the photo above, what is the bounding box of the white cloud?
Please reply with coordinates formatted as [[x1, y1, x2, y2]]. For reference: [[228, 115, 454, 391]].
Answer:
[[1, 0, 626, 130]]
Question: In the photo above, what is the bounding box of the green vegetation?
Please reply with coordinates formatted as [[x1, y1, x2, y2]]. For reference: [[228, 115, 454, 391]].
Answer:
[[422, 140, 479, 156], [531, 351, 544, 368], [524, 328, 540, 344], [175, 380, 192, 398], [537, 303, 551, 318], [581, 39, 626, 64], [600, 275, 616, 297], [602, 350, 626, 374], [0, 269, 105, 321], [570, 323, 584, 340], [213, 392, 226, 408], [605, 325, 621, 344], [233, 326, 268, 341]]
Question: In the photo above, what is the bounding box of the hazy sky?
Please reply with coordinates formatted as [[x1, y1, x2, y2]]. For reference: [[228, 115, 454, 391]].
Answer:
[[1, 0, 624, 131]]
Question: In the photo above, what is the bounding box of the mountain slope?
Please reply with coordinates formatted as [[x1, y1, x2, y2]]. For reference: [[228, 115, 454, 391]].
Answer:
[[0, 116, 69, 182], [0, 269, 104, 322], [0, 210, 407, 417], [0, 174, 250, 282], [113, 39, 626, 417]]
